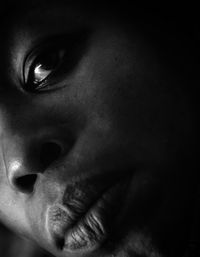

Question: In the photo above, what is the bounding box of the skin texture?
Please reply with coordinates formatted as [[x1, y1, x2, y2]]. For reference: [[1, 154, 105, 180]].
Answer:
[[0, 2, 198, 257]]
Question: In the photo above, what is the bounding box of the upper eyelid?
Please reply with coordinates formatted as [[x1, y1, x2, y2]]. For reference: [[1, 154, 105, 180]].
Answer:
[[23, 46, 66, 92], [24, 28, 91, 67], [23, 29, 92, 84], [24, 45, 53, 85], [23, 38, 64, 83]]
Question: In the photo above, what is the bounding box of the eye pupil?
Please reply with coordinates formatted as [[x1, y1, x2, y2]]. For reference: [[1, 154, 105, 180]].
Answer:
[[33, 64, 51, 84]]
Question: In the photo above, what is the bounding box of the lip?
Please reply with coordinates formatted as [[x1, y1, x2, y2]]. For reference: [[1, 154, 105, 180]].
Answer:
[[46, 171, 132, 253]]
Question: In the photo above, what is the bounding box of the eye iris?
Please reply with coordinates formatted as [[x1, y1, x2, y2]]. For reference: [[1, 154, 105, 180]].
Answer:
[[33, 64, 52, 84], [31, 49, 65, 86]]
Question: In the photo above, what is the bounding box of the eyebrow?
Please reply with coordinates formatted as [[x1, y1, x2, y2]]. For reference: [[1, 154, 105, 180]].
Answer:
[[1, 0, 94, 17], [1, 0, 85, 24], [1, 0, 118, 23]]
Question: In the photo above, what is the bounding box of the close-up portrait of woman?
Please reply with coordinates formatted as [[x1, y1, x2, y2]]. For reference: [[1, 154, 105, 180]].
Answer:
[[0, 1, 198, 257]]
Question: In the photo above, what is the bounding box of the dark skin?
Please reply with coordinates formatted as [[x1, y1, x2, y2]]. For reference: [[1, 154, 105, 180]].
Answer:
[[0, 2, 198, 257]]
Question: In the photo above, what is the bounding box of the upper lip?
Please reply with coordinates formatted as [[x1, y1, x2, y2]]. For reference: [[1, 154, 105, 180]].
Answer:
[[62, 172, 123, 220], [47, 169, 133, 248]]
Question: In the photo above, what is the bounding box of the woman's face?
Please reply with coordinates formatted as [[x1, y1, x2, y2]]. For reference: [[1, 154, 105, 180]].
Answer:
[[0, 2, 197, 257]]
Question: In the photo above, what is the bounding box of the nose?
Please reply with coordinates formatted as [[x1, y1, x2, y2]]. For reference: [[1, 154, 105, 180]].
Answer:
[[2, 135, 64, 194], [0, 89, 81, 195]]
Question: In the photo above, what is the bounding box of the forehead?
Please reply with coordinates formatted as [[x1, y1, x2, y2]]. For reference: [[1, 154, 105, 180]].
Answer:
[[0, 0, 112, 36]]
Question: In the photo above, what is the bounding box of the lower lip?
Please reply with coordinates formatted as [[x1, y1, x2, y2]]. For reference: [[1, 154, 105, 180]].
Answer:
[[62, 177, 131, 253]]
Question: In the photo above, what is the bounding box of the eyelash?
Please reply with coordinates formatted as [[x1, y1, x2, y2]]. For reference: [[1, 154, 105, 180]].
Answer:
[[23, 45, 67, 92], [23, 31, 89, 93]]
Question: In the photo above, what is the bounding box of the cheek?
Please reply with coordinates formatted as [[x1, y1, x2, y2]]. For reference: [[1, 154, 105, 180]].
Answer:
[[0, 181, 30, 236], [73, 33, 193, 165], [117, 80, 193, 165], [0, 156, 40, 239]]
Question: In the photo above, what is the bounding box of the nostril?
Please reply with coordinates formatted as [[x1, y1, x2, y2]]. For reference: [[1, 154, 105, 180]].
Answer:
[[40, 141, 62, 168], [14, 174, 38, 193]]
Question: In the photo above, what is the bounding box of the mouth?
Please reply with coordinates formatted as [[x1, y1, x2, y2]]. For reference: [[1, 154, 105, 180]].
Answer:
[[46, 171, 132, 253]]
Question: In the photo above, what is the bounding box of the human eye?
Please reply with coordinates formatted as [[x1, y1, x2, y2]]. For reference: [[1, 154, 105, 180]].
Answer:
[[23, 45, 65, 92], [23, 31, 89, 92]]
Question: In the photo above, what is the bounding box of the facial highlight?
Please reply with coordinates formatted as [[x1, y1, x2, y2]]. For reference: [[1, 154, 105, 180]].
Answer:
[[0, 2, 198, 257]]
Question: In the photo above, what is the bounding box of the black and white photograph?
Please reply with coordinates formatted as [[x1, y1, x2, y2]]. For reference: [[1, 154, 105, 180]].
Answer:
[[0, 2, 198, 257]]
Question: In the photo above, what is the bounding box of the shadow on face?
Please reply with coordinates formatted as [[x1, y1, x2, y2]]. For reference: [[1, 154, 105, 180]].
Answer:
[[0, 222, 53, 257], [0, 2, 198, 257]]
